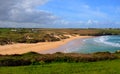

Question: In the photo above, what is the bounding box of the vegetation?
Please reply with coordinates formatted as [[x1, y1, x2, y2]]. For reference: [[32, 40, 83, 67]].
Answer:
[[0, 49, 119, 74], [0, 28, 71, 45], [0, 54, 120, 74], [0, 52, 119, 66], [0, 28, 120, 73], [0, 28, 120, 45]]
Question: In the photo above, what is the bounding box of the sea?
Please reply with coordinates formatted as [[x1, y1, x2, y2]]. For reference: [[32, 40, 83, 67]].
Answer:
[[63, 35, 120, 53], [40, 35, 120, 54]]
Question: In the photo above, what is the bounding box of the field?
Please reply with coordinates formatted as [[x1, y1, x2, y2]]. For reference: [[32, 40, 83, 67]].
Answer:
[[0, 59, 120, 74]]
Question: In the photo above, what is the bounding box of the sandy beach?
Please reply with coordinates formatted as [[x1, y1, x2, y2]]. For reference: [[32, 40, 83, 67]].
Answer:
[[0, 36, 92, 55]]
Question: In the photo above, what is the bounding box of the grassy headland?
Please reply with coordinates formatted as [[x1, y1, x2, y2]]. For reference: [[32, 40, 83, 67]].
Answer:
[[0, 28, 120, 45]]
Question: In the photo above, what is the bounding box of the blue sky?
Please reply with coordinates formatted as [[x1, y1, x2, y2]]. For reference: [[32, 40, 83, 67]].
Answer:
[[0, 0, 120, 28], [37, 0, 120, 28], [38, 0, 120, 21]]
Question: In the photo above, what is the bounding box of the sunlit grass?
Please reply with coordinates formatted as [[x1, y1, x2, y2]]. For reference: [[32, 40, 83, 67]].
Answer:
[[0, 59, 120, 74]]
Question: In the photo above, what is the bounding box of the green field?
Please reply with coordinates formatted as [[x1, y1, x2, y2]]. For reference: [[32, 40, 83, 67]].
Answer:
[[0, 59, 120, 74]]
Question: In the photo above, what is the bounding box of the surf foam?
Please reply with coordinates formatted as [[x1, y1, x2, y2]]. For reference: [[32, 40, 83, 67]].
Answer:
[[94, 36, 120, 47]]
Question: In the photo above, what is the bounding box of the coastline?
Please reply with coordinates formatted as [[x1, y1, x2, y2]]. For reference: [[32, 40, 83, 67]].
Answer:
[[0, 36, 93, 55]]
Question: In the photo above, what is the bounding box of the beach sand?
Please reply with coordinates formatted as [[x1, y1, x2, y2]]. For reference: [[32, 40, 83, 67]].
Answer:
[[0, 36, 93, 55]]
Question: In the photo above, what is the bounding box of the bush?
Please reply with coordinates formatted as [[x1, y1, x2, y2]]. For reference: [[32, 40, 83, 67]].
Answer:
[[92, 52, 116, 61], [0, 37, 12, 45], [0, 52, 118, 66], [0, 59, 31, 66]]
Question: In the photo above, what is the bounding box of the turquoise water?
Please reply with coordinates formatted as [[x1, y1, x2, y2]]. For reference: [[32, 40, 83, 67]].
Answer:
[[40, 35, 120, 54], [65, 35, 120, 53]]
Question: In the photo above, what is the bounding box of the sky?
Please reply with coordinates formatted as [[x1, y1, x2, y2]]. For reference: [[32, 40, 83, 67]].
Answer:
[[0, 0, 120, 28]]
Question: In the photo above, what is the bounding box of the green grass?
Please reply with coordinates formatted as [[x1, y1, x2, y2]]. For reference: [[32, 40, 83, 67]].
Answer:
[[0, 28, 120, 45], [0, 59, 120, 74]]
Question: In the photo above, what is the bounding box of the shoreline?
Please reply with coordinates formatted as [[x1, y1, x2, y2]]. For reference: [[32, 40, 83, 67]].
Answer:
[[0, 36, 93, 55]]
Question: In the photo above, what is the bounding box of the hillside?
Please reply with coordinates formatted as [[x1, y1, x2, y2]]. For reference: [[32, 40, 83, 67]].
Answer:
[[0, 28, 120, 45]]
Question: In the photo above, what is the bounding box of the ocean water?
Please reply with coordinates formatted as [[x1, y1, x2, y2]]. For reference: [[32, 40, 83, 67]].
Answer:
[[40, 35, 120, 54], [64, 35, 120, 53]]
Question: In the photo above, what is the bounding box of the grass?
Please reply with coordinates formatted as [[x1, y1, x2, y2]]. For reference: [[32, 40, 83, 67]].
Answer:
[[0, 28, 120, 45], [0, 59, 120, 74], [0, 52, 117, 66]]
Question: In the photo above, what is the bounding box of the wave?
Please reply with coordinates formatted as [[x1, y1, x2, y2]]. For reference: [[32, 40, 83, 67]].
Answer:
[[94, 36, 120, 47]]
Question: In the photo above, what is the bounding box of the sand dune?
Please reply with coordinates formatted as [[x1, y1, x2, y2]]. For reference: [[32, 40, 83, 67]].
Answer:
[[0, 36, 92, 55]]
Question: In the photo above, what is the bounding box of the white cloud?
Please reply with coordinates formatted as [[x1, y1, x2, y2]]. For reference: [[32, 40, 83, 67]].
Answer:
[[0, 0, 61, 27], [79, 4, 108, 20], [0, 21, 46, 28], [0, 0, 119, 28], [87, 20, 93, 24]]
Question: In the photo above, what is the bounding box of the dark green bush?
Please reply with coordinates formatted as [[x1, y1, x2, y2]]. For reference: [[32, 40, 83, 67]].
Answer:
[[0, 59, 31, 66], [92, 52, 116, 61], [0, 37, 12, 45], [0, 52, 118, 66]]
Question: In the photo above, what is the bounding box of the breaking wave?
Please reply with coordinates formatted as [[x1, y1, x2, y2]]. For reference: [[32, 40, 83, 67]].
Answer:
[[94, 36, 120, 47]]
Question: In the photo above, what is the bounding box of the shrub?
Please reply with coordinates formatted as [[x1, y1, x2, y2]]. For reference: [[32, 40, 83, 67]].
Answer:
[[0, 37, 12, 45], [0, 59, 31, 66], [92, 52, 117, 61], [0, 52, 118, 66]]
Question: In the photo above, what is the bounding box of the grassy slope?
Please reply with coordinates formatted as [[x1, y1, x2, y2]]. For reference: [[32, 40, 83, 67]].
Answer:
[[0, 28, 120, 45], [0, 59, 120, 74]]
